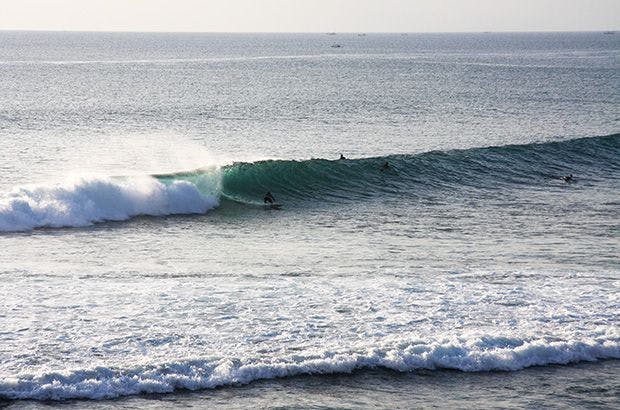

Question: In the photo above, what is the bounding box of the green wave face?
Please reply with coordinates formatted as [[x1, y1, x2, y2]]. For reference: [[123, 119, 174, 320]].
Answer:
[[220, 134, 619, 205], [220, 157, 398, 205], [154, 166, 223, 199], [154, 134, 619, 207]]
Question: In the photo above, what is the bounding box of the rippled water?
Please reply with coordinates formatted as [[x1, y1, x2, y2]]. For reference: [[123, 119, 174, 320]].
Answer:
[[0, 32, 618, 406]]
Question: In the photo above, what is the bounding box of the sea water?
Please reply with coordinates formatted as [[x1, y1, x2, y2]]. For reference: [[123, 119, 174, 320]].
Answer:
[[0, 32, 618, 408]]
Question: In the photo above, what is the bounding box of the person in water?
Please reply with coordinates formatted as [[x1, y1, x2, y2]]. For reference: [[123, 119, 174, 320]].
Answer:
[[380, 161, 390, 171], [339, 153, 346, 160], [264, 191, 276, 204], [562, 174, 574, 182]]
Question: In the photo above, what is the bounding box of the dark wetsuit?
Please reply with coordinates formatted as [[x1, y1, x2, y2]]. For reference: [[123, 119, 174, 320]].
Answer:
[[264, 192, 275, 204]]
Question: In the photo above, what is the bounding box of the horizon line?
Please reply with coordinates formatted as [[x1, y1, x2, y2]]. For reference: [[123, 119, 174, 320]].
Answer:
[[0, 29, 617, 34]]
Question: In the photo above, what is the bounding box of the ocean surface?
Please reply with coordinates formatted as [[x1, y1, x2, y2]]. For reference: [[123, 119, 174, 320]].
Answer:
[[0, 32, 618, 408]]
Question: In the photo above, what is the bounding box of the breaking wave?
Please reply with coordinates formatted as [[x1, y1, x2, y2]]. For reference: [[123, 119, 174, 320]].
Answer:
[[1, 334, 617, 401], [0, 175, 219, 232], [0, 134, 617, 232]]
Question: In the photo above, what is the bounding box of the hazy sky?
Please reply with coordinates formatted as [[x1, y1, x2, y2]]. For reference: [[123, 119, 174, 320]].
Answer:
[[1, 0, 618, 32]]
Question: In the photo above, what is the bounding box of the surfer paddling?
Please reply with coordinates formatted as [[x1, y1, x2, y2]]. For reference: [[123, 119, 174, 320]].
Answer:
[[562, 174, 574, 182]]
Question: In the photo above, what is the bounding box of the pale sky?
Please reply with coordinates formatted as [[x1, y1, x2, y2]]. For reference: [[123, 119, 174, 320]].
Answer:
[[1, 0, 618, 32]]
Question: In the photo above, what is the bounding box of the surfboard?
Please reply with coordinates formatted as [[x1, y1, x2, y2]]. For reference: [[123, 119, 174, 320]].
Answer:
[[267, 203, 282, 210]]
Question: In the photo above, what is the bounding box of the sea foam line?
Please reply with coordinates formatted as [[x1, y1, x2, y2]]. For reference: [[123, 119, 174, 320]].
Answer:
[[1, 335, 617, 401]]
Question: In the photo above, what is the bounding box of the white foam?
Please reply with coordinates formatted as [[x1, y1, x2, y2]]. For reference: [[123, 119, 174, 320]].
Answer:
[[0, 175, 219, 232], [1, 335, 617, 401]]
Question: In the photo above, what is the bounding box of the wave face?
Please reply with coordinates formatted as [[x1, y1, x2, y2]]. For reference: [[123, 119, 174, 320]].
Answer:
[[1, 334, 617, 401], [0, 134, 617, 231], [0, 175, 219, 232], [220, 134, 620, 204]]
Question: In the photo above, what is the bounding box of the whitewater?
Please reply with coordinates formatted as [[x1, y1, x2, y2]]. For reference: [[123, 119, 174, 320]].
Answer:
[[2, 268, 618, 401], [1, 32, 619, 408], [0, 175, 218, 232]]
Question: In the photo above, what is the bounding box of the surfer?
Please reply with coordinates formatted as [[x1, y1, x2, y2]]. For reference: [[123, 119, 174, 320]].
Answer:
[[263, 191, 276, 204], [339, 153, 346, 160], [562, 174, 574, 182], [380, 161, 391, 171]]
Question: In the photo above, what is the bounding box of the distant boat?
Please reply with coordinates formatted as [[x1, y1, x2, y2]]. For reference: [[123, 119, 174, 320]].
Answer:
[[331, 44, 342, 48], [603, 31, 615, 35], [326, 32, 337, 35]]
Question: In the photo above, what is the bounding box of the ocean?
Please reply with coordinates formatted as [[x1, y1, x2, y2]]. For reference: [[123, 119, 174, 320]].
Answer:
[[0, 31, 618, 408]]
